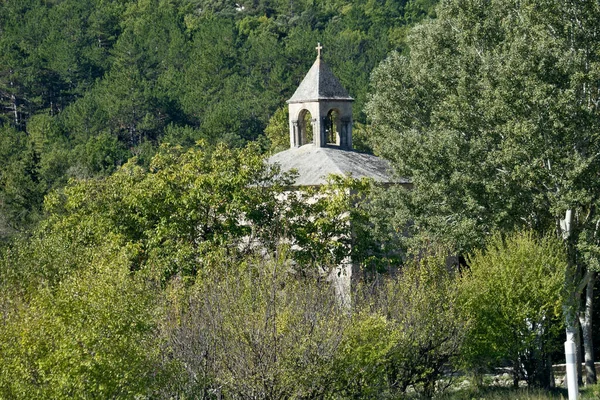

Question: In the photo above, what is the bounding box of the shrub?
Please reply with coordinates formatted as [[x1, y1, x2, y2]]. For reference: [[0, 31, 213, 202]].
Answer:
[[0, 245, 169, 399], [459, 231, 566, 388], [159, 251, 348, 399], [334, 251, 466, 398]]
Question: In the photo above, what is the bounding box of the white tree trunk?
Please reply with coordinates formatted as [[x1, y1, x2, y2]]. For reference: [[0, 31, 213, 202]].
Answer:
[[564, 322, 580, 399], [11, 94, 18, 126], [576, 320, 583, 386], [561, 209, 580, 399]]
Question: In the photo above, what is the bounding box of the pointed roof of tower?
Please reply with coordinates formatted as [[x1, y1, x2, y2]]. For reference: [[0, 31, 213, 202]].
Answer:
[[287, 44, 354, 104]]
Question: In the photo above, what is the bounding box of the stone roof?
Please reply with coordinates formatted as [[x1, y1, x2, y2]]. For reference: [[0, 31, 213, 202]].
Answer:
[[287, 58, 354, 104], [268, 144, 404, 186]]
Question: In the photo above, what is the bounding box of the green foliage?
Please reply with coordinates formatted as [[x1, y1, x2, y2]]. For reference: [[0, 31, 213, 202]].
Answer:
[[0, 0, 438, 235], [388, 252, 466, 397], [0, 141, 384, 398], [0, 125, 45, 232], [0, 163, 458, 399], [74, 132, 129, 175], [0, 1, 456, 393], [285, 175, 397, 273], [42, 142, 296, 283], [366, 2, 600, 368], [161, 251, 348, 398], [334, 249, 466, 398], [0, 243, 170, 399], [264, 106, 289, 154], [333, 313, 396, 397], [460, 232, 567, 387], [155, 247, 466, 399], [38, 145, 388, 283], [367, 0, 600, 257], [351, 121, 374, 153]]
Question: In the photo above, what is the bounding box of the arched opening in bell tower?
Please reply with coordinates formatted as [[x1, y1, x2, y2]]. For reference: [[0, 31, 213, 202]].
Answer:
[[325, 109, 341, 145], [297, 109, 314, 145]]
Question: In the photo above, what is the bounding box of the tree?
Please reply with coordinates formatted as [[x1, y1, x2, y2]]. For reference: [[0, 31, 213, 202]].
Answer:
[[0, 238, 172, 399], [160, 250, 348, 399], [460, 232, 566, 387], [42, 142, 297, 282], [335, 249, 466, 398], [264, 106, 289, 154], [0, 0, 117, 126], [0, 125, 45, 233], [158, 244, 464, 399], [367, 0, 600, 385]]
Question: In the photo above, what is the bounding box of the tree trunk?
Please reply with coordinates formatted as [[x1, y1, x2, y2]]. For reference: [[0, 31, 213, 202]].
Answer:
[[565, 312, 579, 388], [548, 353, 555, 388], [513, 358, 520, 388], [579, 271, 597, 385], [576, 320, 583, 386], [11, 93, 18, 127], [561, 209, 581, 397]]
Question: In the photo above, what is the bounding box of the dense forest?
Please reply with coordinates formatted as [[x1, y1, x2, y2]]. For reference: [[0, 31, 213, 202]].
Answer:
[[0, 0, 436, 235], [2, 0, 600, 398]]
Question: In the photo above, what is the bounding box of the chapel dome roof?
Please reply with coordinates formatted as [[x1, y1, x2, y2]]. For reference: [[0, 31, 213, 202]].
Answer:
[[268, 144, 404, 186]]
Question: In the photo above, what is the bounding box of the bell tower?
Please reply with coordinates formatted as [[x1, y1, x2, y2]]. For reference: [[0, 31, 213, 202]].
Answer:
[[287, 43, 354, 149]]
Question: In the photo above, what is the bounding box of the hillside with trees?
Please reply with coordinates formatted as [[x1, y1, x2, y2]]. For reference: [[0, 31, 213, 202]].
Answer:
[[1, 0, 600, 399], [0, 0, 436, 235]]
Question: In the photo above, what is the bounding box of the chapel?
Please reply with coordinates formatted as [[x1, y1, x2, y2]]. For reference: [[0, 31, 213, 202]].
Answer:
[[268, 45, 401, 306], [268, 43, 396, 186]]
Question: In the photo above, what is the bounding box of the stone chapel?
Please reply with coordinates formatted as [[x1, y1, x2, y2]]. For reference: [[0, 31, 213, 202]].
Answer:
[[268, 44, 403, 306], [268, 43, 396, 186]]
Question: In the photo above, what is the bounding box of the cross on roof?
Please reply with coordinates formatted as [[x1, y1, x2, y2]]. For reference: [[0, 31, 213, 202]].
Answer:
[[316, 42, 323, 58]]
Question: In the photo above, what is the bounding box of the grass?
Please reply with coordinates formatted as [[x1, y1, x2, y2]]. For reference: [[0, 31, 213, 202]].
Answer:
[[436, 384, 600, 399]]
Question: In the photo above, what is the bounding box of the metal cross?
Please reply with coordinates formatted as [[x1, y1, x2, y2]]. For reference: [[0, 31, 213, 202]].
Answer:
[[316, 42, 323, 58]]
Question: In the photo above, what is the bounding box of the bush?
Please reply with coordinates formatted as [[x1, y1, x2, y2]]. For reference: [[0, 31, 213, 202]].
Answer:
[[0, 244, 170, 399], [159, 250, 348, 399], [338, 252, 466, 398], [459, 231, 566, 388], [158, 248, 467, 399]]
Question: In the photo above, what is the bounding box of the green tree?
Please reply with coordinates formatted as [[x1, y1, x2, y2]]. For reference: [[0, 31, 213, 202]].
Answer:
[[265, 106, 289, 153], [334, 248, 465, 398], [0, 0, 120, 126], [42, 142, 296, 282], [161, 250, 347, 398], [0, 125, 45, 233], [460, 232, 566, 387], [367, 0, 600, 381], [0, 240, 171, 399], [285, 175, 391, 273], [178, 16, 243, 144]]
